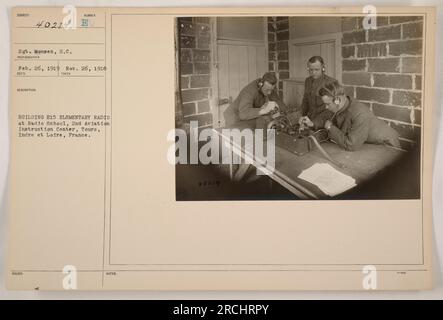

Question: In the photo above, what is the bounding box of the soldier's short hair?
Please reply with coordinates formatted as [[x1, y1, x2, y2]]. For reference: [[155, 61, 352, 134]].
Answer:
[[261, 72, 278, 85], [308, 56, 325, 66], [318, 81, 345, 98]]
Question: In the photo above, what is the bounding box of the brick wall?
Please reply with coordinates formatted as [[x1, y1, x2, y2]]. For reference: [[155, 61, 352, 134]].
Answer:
[[177, 17, 213, 129], [341, 16, 423, 150], [268, 17, 290, 98]]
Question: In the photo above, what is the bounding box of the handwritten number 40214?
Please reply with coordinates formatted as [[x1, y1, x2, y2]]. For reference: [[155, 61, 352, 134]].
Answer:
[[36, 21, 64, 29]]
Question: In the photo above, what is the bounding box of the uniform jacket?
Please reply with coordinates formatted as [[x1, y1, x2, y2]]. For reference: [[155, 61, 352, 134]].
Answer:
[[225, 79, 287, 124], [301, 74, 337, 129], [328, 97, 401, 151]]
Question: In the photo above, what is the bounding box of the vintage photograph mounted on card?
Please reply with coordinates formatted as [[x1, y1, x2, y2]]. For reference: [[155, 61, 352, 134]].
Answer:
[[7, 6, 435, 291], [174, 15, 424, 201]]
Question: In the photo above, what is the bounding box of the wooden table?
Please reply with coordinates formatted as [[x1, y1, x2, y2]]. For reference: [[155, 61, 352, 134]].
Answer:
[[212, 120, 405, 199]]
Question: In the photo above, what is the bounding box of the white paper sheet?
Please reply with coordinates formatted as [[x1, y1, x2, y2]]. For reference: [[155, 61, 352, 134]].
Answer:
[[298, 163, 357, 197]]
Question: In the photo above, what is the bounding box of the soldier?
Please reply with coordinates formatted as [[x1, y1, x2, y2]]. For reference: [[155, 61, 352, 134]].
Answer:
[[224, 72, 287, 125], [299, 56, 338, 130], [319, 81, 400, 151]]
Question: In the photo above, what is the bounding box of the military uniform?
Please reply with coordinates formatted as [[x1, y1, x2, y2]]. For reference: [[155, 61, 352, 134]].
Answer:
[[224, 79, 287, 124], [328, 97, 401, 151], [301, 74, 337, 129]]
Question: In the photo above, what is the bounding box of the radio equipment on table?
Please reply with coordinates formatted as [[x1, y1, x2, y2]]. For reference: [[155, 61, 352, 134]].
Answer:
[[263, 106, 340, 167]]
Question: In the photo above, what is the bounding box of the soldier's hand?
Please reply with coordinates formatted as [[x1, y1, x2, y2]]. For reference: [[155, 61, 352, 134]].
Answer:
[[324, 120, 332, 130], [260, 101, 277, 115], [299, 116, 314, 127]]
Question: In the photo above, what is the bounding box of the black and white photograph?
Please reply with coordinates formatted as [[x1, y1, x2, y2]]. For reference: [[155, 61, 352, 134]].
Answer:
[[2, 4, 438, 294], [174, 15, 424, 200]]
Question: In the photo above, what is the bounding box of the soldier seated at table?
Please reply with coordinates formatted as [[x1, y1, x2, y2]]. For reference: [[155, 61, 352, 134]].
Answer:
[[301, 81, 400, 151], [224, 72, 290, 127]]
